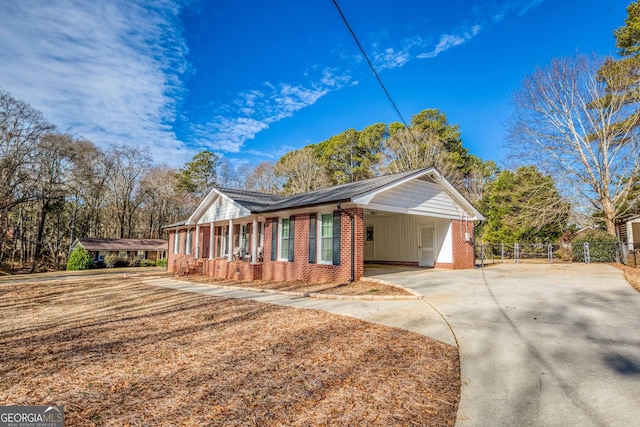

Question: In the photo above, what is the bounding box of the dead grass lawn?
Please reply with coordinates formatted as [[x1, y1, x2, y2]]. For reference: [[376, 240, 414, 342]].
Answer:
[[0, 277, 459, 426], [182, 276, 412, 296]]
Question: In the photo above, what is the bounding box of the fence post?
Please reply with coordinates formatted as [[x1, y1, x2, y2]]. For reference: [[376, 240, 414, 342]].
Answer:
[[584, 242, 590, 264], [515, 243, 519, 263], [501, 243, 504, 263]]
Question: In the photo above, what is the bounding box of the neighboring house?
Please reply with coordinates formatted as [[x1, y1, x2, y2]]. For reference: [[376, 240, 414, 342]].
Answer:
[[70, 238, 168, 263], [617, 214, 640, 251], [164, 167, 484, 284]]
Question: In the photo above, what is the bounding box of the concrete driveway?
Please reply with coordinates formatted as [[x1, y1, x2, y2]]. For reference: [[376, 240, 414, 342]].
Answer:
[[372, 263, 640, 427]]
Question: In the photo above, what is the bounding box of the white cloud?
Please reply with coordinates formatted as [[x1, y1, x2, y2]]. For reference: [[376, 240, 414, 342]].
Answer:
[[417, 25, 482, 59], [194, 68, 352, 153], [0, 0, 191, 166], [372, 48, 411, 70], [517, 0, 544, 16]]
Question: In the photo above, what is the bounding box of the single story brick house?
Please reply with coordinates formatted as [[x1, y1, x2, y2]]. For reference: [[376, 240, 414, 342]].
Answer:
[[164, 167, 484, 283], [70, 238, 168, 263]]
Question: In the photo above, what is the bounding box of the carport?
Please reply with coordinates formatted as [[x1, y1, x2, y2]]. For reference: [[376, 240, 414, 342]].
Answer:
[[355, 167, 481, 270]]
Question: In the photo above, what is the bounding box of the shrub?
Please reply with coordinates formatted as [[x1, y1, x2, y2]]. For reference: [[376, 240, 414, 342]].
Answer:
[[156, 258, 167, 268], [66, 246, 93, 271], [128, 257, 139, 267], [136, 259, 155, 267], [571, 229, 619, 262], [104, 254, 119, 268]]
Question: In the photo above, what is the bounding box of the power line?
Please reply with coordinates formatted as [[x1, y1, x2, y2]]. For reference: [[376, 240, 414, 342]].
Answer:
[[330, 0, 418, 141]]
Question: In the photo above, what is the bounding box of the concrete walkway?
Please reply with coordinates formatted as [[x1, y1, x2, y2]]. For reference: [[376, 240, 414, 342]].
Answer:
[[373, 263, 640, 427], [142, 277, 456, 346]]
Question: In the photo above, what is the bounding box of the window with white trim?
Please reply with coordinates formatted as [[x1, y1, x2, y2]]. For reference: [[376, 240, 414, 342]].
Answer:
[[241, 224, 250, 254], [137, 250, 145, 260], [220, 226, 229, 257], [319, 213, 333, 263], [185, 229, 192, 255], [174, 232, 180, 254], [279, 218, 290, 261]]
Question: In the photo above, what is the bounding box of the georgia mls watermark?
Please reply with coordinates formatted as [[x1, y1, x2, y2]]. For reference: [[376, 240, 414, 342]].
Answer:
[[0, 406, 64, 427]]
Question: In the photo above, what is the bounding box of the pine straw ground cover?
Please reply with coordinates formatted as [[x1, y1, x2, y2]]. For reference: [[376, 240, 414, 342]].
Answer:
[[614, 263, 640, 292], [0, 277, 459, 426], [181, 276, 412, 296]]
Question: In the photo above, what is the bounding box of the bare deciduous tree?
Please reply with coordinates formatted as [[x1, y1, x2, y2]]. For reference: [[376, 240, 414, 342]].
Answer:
[[243, 161, 283, 194], [106, 144, 151, 238], [0, 90, 54, 213], [275, 147, 331, 195], [507, 54, 640, 234]]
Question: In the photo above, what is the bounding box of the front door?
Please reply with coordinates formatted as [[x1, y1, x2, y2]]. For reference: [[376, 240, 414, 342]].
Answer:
[[418, 225, 435, 267]]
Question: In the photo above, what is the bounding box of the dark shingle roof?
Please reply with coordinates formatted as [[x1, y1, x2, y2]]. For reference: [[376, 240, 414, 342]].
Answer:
[[258, 169, 427, 212], [76, 238, 167, 251], [216, 188, 286, 212], [164, 168, 443, 227]]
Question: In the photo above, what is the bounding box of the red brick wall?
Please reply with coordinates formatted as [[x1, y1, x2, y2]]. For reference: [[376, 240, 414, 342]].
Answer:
[[451, 219, 475, 269], [262, 208, 364, 284]]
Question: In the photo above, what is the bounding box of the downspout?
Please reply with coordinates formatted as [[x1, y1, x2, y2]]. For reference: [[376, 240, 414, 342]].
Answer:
[[337, 203, 355, 282]]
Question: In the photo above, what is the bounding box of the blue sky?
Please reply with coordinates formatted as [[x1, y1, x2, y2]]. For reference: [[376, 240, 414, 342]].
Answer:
[[0, 0, 631, 168]]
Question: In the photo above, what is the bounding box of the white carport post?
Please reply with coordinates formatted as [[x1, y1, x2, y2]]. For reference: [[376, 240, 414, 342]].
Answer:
[[251, 217, 258, 263], [227, 219, 233, 262], [195, 225, 200, 258], [209, 222, 214, 259]]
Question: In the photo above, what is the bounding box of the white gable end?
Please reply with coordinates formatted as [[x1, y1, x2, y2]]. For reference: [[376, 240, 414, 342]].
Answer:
[[364, 179, 466, 219], [195, 195, 251, 224]]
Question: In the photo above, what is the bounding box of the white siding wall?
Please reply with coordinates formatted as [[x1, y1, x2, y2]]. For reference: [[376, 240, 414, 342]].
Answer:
[[198, 196, 249, 224], [364, 214, 451, 263], [437, 221, 453, 264], [367, 179, 465, 219]]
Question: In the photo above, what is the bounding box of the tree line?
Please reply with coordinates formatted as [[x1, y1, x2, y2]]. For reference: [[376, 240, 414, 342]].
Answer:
[[2, 1, 639, 272]]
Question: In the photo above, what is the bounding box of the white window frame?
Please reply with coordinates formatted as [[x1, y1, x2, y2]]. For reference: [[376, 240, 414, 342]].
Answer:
[[137, 250, 145, 260], [174, 232, 180, 254], [185, 229, 192, 255], [220, 226, 229, 257], [241, 224, 250, 254], [278, 217, 290, 261], [318, 212, 333, 265]]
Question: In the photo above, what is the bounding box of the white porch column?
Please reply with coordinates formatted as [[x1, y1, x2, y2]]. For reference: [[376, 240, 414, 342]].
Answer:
[[251, 218, 259, 263], [209, 222, 214, 259], [227, 219, 233, 262], [195, 224, 200, 258]]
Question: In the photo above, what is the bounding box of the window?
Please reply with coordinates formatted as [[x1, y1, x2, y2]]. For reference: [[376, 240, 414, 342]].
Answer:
[[119, 250, 127, 258], [185, 229, 192, 255], [319, 214, 333, 263], [137, 250, 145, 260], [220, 226, 229, 257], [241, 225, 250, 254], [174, 232, 180, 254], [279, 218, 290, 260]]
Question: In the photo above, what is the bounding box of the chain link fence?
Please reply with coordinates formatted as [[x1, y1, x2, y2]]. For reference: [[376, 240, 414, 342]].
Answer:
[[475, 242, 639, 267]]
